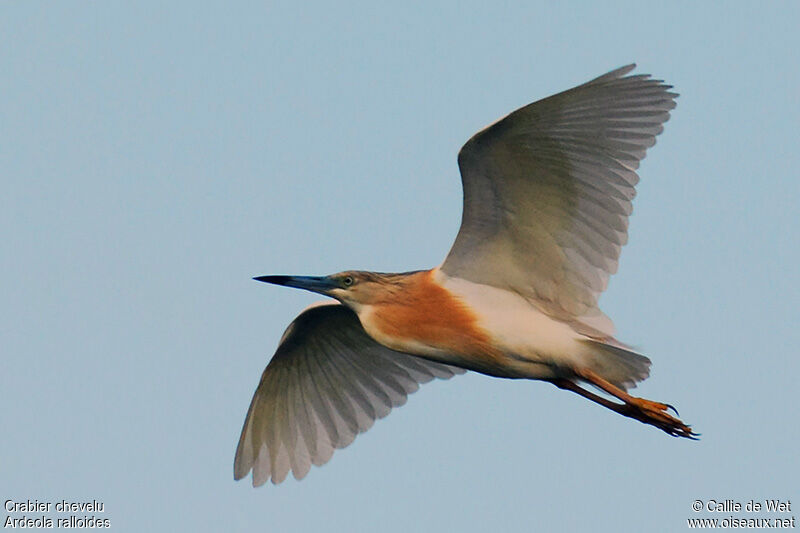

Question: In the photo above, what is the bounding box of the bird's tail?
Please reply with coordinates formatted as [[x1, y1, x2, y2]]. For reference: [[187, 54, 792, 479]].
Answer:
[[578, 339, 651, 391]]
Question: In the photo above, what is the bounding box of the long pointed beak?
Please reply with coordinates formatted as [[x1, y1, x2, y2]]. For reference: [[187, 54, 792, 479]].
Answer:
[[253, 275, 339, 295]]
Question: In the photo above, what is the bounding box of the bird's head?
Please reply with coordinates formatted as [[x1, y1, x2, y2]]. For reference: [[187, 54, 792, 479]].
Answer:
[[254, 271, 403, 311]]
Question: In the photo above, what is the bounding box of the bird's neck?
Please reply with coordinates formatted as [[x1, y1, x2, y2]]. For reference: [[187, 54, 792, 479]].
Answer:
[[355, 269, 500, 364]]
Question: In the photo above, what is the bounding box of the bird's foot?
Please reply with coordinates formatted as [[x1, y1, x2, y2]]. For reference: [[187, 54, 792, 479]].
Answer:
[[621, 395, 698, 440], [565, 369, 699, 440]]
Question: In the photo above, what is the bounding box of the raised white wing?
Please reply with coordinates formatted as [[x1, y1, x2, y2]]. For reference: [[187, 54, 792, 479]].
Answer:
[[441, 64, 677, 336], [234, 302, 465, 486]]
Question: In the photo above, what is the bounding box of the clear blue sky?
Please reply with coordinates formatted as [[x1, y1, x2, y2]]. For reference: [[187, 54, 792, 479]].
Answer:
[[3, 2, 798, 532]]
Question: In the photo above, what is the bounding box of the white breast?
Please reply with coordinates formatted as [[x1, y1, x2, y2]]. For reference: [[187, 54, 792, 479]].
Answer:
[[435, 270, 588, 369]]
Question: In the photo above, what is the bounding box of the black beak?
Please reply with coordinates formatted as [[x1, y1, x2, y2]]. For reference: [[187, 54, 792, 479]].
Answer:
[[253, 275, 339, 295]]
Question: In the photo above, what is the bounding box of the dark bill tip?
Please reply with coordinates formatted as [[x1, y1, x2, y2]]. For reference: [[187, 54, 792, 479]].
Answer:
[[253, 275, 292, 285]]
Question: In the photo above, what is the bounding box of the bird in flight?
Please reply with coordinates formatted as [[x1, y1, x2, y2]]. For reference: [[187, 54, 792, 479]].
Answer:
[[235, 64, 696, 487]]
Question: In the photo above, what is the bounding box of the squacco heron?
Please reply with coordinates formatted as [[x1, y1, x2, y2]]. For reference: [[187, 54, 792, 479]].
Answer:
[[235, 64, 695, 486]]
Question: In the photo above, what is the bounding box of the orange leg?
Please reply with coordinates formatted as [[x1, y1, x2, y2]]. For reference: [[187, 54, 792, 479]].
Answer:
[[550, 369, 698, 440]]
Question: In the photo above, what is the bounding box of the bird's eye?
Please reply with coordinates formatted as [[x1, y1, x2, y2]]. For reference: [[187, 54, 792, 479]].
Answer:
[[342, 276, 354, 287]]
